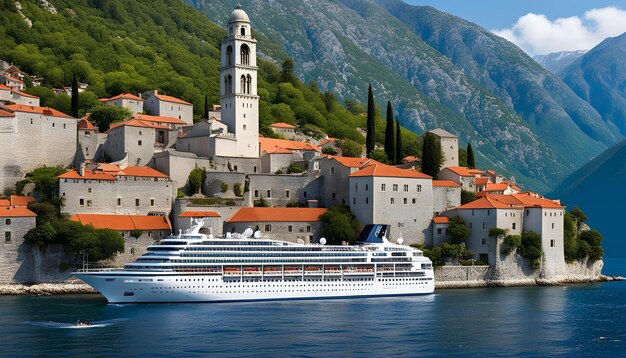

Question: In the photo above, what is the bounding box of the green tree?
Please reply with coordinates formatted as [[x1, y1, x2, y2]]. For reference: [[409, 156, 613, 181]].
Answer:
[[369, 148, 390, 164], [501, 234, 522, 255], [467, 143, 476, 169], [384, 101, 395, 162], [461, 189, 476, 205], [233, 183, 243, 197], [279, 59, 297, 84], [287, 163, 304, 174], [89, 105, 131, 132], [447, 217, 471, 244], [395, 117, 403, 164], [421, 132, 443, 178], [71, 74, 79, 118], [28, 202, 60, 226], [571, 207, 588, 231], [520, 231, 542, 268], [563, 212, 578, 262], [187, 168, 206, 195], [24, 222, 57, 247], [319, 205, 361, 245], [336, 139, 363, 158], [68, 228, 124, 263], [254, 196, 269, 207], [25, 166, 67, 202], [323, 91, 335, 112], [130, 229, 143, 239], [458, 147, 468, 167], [203, 93, 209, 120], [322, 146, 338, 156], [366, 84, 375, 157], [580, 230, 604, 260]]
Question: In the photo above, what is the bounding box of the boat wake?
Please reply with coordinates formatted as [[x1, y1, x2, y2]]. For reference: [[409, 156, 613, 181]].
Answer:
[[23, 318, 127, 329]]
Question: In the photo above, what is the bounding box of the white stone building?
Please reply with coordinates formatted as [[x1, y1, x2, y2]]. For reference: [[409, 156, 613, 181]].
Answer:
[[438, 166, 484, 192], [317, 155, 380, 207], [269, 122, 296, 138], [259, 137, 320, 173], [104, 118, 176, 166], [58, 163, 173, 216], [224, 207, 327, 244], [432, 180, 461, 216], [99, 93, 145, 114], [0, 74, 24, 91], [428, 128, 458, 168], [0, 104, 77, 191], [0, 198, 37, 284], [348, 164, 433, 244], [0, 84, 39, 106], [142, 90, 194, 125]]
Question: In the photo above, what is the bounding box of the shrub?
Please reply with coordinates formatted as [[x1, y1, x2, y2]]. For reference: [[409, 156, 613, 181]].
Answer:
[[563, 212, 578, 262], [447, 217, 471, 244], [322, 146, 338, 155], [501, 235, 521, 255], [489, 228, 506, 238], [130, 229, 143, 239], [520, 231, 542, 268], [286, 200, 298, 207], [275, 169, 284, 174], [177, 190, 185, 199], [580, 230, 604, 261], [188, 168, 206, 195], [254, 196, 269, 207], [233, 183, 243, 197], [287, 163, 304, 174], [319, 205, 361, 245], [220, 182, 229, 193], [461, 190, 476, 205]]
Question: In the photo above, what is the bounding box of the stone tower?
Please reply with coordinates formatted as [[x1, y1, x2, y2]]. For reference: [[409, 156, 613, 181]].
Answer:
[[219, 4, 259, 158]]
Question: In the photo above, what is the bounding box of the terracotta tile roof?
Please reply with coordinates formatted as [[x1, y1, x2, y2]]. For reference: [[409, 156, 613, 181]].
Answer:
[[270, 122, 295, 129], [432, 180, 461, 187], [4, 104, 74, 118], [350, 164, 432, 179], [10, 195, 35, 207], [179, 211, 221, 218], [432, 216, 450, 224], [486, 170, 497, 175], [511, 193, 564, 209], [457, 197, 523, 210], [0, 206, 36, 217], [58, 164, 169, 180], [99, 93, 145, 102], [459, 194, 563, 210], [402, 155, 420, 163], [0, 199, 10, 206], [267, 147, 293, 154], [77, 117, 96, 130], [154, 93, 191, 105], [0, 84, 11, 91], [226, 208, 327, 223], [70, 214, 171, 231], [259, 137, 321, 154], [0, 74, 24, 83], [319, 138, 336, 146], [483, 183, 511, 192], [58, 169, 116, 181], [117, 166, 169, 178], [475, 177, 489, 186], [444, 166, 476, 177], [12, 89, 38, 99], [133, 114, 186, 125], [0, 109, 14, 117], [107, 118, 169, 132], [328, 156, 379, 168]]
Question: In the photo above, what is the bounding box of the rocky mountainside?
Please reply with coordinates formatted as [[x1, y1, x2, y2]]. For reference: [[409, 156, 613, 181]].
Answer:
[[549, 140, 626, 258], [560, 33, 626, 137], [534, 50, 587, 75], [189, 0, 619, 192]]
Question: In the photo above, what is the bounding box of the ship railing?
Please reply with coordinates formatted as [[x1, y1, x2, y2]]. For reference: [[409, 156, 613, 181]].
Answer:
[[74, 268, 124, 273]]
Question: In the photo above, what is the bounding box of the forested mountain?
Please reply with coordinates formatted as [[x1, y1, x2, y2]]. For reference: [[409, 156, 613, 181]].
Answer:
[[188, 0, 620, 192], [549, 140, 626, 258], [560, 33, 626, 137], [533, 50, 587, 75]]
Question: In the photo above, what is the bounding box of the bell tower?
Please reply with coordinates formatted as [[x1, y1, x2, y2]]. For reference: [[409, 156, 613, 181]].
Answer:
[[219, 3, 259, 158]]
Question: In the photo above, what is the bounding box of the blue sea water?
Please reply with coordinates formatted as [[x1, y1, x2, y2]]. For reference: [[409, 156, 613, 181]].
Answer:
[[1, 260, 626, 357]]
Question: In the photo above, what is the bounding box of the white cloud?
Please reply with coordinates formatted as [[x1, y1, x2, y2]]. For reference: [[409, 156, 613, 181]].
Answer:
[[492, 6, 626, 55]]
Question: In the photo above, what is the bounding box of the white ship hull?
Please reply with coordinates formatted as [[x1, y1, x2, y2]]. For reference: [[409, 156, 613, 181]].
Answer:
[[75, 272, 434, 303]]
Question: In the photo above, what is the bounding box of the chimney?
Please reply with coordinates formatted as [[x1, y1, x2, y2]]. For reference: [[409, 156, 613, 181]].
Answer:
[[79, 162, 85, 176]]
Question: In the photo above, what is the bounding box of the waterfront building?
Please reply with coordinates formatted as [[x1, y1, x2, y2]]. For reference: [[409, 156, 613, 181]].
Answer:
[[0, 198, 36, 284], [176, 211, 222, 236]]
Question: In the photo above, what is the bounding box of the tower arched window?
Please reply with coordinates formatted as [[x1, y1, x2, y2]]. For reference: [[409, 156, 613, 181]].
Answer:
[[241, 26, 246, 36], [225, 75, 233, 95], [246, 74, 252, 94], [240, 44, 250, 66], [240, 75, 247, 94], [226, 45, 233, 66]]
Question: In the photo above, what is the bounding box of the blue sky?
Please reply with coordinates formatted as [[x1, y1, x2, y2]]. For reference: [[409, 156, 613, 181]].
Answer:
[[404, 0, 626, 55]]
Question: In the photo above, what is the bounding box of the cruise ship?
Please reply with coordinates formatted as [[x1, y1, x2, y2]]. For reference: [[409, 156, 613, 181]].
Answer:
[[73, 221, 434, 303]]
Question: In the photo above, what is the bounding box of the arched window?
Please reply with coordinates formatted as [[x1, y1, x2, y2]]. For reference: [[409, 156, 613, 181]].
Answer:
[[241, 26, 246, 36], [246, 74, 252, 94], [229, 27, 234, 36], [241, 75, 247, 94], [226, 45, 233, 66], [5, 219, 10, 225], [225, 75, 233, 94], [240, 44, 250, 66]]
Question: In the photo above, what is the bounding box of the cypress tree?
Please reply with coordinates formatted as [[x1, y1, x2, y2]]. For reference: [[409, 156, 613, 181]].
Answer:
[[204, 93, 209, 120], [395, 117, 403, 164], [366, 84, 375, 158], [421, 133, 431, 175], [467, 143, 475, 169], [384, 101, 395, 163], [421, 133, 442, 178], [71, 74, 79, 118]]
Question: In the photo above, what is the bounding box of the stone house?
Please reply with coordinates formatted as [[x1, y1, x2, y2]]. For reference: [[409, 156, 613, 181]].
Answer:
[[0, 74, 24, 91], [348, 164, 433, 244], [476, 182, 521, 196], [432, 180, 461, 216], [248, 172, 321, 207], [0, 104, 77, 191], [316, 155, 381, 207], [143, 90, 194, 125], [0, 200, 37, 284], [76, 116, 102, 164], [58, 163, 173, 216], [259, 137, 321, 173], [438, 166, 485, 192], [428, 128, 458, 168], [224, 207, 327, 244], [104, 118, 175, 166], [269, 122, 296, 138], [431, 216, 450, 246], [0, 84, 39, 106], [70, 213, 171, 267], [99, 93, 145, 114]]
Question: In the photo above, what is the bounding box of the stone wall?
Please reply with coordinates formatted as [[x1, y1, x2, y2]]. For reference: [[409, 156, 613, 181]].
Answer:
[[0, 216, 35, 284], [204, 171, 246, 198], [248, 173, 320, 207]]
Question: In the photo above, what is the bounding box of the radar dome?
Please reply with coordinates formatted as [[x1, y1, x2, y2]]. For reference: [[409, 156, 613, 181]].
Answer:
[[253, 230, 261, 239], [319, 238, 327, 245], [243, 228, 253, 238], [397, 238, 404, 245]]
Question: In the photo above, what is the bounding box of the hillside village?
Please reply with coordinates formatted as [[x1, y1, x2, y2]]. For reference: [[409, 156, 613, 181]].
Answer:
[[0, 5, 595, 285]]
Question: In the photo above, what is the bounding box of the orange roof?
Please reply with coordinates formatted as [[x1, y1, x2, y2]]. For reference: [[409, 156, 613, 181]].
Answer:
[[154, 93, 191, 105], [432, 180, 461, 187], [511, 193, 564, 209], [10, 195, 35, 207], [77, 117, 96, 130], [133, 114, 186, 125], [226, 208, 327, 223], [270, 122, 295, 129], [70, 214, 171, 231], [107, 118, 169, 132], [457, 197, 522, 210], [483, 183, 511, 192], [0, 199, 10, 206], [117, 166, 169, 178], [0, 109, 14, 117], [4, 104, 73, 118], [99, 93, 144, 102], [329, 156, 379, 168], [0, 206, 36, 217], [475, 177, 489, 186], [319, 138, 336, 146], [179, 211, 221, 218], [350, 164, 432, 179], [444, 166, 476, 177], [12, 89, 38, 99], [259, 137, 321, 154], [486, 170, 497, 175], [432, 216, 450, 224], [0, 84, 11, 91], [403, 155, 420, 163], [0, 74, 23, 83], [267, 147, 293, 154], [58, 169, 116, 181], [58, 164, 169, 180]]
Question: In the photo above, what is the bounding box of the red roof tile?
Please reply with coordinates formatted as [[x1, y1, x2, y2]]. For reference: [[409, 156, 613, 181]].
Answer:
[[432, 180, 461, 187], [226, 208, 327, 223], [77, 117, 96, 130], [154, 93, 191, 105], [179, 211, 221, 218], [270, 122, 295, 129], [457, 197, 523, 210], [0, 109, 14, 117], [133, 114, 186, 125], [259, 137, 321, 154], [350, 164, 432, 179], [99, 93, 145, 102], [58, 165, 169, 180], [444, 166, 476, 177], [432, 216, 450, 224], [117, 166, 169, 178], [329, 156, 379, 168], [0, 199, 11, 206], [319, 138, 336, 146], [4, 104, 73, 118], [107, 118, 169, 132], [70, 214, 171, 231], [10, 195, 35, 207], [0, 206, 36, 217], [475, 177, 489, 186], [12, 89, 38, 99]]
